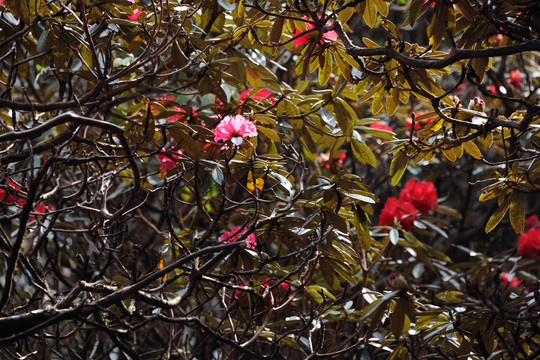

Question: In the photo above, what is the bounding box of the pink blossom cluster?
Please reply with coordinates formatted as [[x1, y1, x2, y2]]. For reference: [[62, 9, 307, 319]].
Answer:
[[221, 226, 256, 250], [379, 179, 439, 230], [213, 115, 258, 144]]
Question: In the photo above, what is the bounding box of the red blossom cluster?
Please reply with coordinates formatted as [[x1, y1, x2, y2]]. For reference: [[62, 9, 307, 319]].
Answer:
[[221, 226, 257, 249], [509, 69, 522, 91], [379, 179, 439, 230], [406, 112, 434, 130], [317, 152, 346, 169], [517, 217, 540, 258], [239, 88, 275, 104], [157, 150, 182, 173], [500, 272, 529, 291], [370, 121, 393, 132], [232, 278, 290, 311], [215, 88, 275, 112], [399, 179, 439, 216], [0, 180, 53, 221]]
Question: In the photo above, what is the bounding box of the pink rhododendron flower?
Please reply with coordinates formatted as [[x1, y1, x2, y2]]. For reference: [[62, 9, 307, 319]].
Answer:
[[370, 121, 393, 132], [128, 8, 143, 21], [379, 197, 418, 230], [292, 16, 338, 47], [317, 152, 346, 168], [399, 178, 439, 216], [213, 115, 257, 144], [517, 227, 540, 258], [525, 214, 540, 229], [221, 226, 256, 249], [509, 69, 522, 91]]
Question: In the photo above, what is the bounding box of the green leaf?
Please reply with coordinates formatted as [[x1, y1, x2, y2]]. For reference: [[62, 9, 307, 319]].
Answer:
[[318, 49, 333, 85], [389, 228, 399, 245], [485, 196, 512, 233], [390, 149, 408, 186], [354, 208, 372, 251], [363, 0, 378, 28], [269, 16, 284, 44], [257, 126, 280, 142], [509, 194, 525, 234], [352, 139, 377, 168]]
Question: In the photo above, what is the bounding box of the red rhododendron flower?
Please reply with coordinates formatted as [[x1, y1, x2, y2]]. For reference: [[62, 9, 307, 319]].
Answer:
[[292, 17, 338, 47], [239, 88, 275, 104], [221, 226, 256, 249], [399, 178, 439, 215], [317, 152, 346, 168], [213, 115, 258, 144], [370, 121, 393, 132], [509, 69, 522, 91], [406, 112, 434, 130], [0, 180, 25, 206], [525, 215, 540, 229], [158, 150, 182, 173], [517, 227, 540, 258], [29, 203, 55, 222], [500, 272, 522, 288], [487, 85, 497, 94], [128, 8, 144, 21], [232, 278, 290, 310], [379, 197, 418, 230]]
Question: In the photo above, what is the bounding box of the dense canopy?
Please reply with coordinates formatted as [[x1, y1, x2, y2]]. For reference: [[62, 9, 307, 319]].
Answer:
[[0, 0, 539, 359]]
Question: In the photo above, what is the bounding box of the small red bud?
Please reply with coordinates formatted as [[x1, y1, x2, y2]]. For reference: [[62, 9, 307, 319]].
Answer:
[[388, 272, 409, 291]]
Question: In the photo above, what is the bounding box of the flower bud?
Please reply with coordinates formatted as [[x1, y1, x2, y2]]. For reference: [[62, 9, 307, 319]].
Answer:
[[468, 97, 485, 112], [388, 272, 408, 291]]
